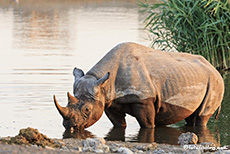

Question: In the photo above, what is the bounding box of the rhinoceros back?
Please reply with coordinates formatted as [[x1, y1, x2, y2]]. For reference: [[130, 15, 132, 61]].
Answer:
[[87, 42, 224, 113]]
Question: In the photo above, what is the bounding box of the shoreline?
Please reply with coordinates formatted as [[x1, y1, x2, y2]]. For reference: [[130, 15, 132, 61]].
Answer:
[[0, 137, 229, 154], [0, 127, 229, 154]]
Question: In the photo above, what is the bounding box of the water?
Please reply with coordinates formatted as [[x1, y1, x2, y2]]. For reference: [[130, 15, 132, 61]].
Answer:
[[0, 0, 229, 146]]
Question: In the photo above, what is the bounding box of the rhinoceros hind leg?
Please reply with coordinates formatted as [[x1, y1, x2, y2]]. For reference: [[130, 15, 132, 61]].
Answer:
[[185, 113, 211, 126], [186, 80, 223, 126], [195, 115, 212, 126]]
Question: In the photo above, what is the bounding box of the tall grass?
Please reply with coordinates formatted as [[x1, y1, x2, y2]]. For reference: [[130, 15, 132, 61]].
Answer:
[[139, 0, 230, 70]]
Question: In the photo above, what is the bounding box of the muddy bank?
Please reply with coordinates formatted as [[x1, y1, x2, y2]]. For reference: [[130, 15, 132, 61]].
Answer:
[[0, 127, 229, 154], [1, 138, 229, 154]]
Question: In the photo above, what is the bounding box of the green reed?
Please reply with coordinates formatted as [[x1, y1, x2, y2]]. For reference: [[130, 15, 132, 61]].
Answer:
[[139, 0, 230, 70]]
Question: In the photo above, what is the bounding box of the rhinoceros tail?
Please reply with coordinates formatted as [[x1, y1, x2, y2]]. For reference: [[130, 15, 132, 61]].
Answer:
[[215, 105, 221, 119]]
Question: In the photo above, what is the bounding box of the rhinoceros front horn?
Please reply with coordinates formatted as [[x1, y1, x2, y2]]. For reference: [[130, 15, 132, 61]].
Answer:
[[53, 95, 70, 119]]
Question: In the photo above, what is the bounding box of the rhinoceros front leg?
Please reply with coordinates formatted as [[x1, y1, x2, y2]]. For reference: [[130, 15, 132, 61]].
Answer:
[[105, 107, 127, 127], [131, 101, 155, 128]]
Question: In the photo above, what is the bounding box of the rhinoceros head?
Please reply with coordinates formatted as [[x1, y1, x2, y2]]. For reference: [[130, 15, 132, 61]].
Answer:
[[53, 68, 110, 130]]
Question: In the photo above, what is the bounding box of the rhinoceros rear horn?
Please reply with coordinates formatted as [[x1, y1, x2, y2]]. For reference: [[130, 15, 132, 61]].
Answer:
[[67, 92, 78, 105], [95, 72, 110, 86], [53, 95, 70, 119]]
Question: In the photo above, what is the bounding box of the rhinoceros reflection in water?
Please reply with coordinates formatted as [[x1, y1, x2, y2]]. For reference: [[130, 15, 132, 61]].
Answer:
[[105, 126, 220, 146], [62, 126, 220, 146], [53, 42, 224, 130]]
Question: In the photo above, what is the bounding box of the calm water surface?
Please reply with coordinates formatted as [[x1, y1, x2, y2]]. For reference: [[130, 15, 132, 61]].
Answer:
[[0, 0, 229, 146]]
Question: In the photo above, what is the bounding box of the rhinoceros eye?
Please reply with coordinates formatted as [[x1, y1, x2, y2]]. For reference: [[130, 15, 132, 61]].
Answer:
[[82, 105, 91, 114], [80, 105, 91, 119], [85, 106, 89, 112]]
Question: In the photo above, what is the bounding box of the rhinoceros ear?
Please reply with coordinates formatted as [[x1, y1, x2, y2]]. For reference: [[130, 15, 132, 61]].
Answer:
[[73, 67, 84, 81], [67, 92, 78, 105], [95, 72, 110, 86]]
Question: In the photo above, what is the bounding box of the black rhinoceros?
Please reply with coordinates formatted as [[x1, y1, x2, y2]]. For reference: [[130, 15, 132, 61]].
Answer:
[[53, 42, 224, 130]]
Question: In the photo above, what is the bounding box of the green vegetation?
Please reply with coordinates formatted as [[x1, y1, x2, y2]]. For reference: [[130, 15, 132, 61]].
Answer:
[[139, 0, 230, 70], [208, 72, 230, 146]]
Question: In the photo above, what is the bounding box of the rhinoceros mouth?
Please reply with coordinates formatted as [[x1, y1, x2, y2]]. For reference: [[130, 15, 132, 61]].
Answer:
[[63, 119, 87, 130], [68, 124, 86, 130]]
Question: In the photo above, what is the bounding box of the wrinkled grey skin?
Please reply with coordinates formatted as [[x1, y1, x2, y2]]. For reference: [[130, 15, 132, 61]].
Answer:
[[54, 42, 224, 130]]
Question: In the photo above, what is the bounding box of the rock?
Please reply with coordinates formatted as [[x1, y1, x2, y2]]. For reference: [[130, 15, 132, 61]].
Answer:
[[54, 140, 65, 147], [0, 127, 62, 148], [97, 137, 106, 145], [178, 132, 198, 146], [83, 138, 95, 147], [151, 149, 165, 153], [73, 146, 82, 152], [61, 146, 69, 152], [184, 150, 202, 154], [10, 135, 29, 145], [118, 147, 133, 154], [83, 138, 105, 147], [44, 146, 55, 150], [215, 149, 230, 154], [103, 144, 110, 153], [82, 138, 109, 153], [95, 149, 104, 153], [19, 127, 42, 142], [110, 143, 120, 153], [132, 149, 144, 154], [136, 143, 157, 151], [30, 145, 38, 148]]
